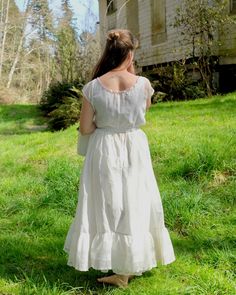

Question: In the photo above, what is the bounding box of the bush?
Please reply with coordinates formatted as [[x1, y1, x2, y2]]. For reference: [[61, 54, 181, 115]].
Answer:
[[145, 61, 206, 101], [40, 81, 83, 131], [184, 85, 206, 100]]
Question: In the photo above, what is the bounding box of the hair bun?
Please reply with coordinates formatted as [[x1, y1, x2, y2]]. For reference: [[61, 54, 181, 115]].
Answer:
[[107, 31, 120, 41]]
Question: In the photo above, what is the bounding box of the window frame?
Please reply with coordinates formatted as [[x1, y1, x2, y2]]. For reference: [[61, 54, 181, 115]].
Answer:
[[230, 0, 236, 14], [151, 0, 167, 46], [126, 0, 140, 45]]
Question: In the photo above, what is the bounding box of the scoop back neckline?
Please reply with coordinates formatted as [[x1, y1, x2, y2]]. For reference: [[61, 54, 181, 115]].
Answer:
[[96, 76, 141, 94]]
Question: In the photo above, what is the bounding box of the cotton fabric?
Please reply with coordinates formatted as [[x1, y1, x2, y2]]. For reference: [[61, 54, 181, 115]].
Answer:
[[63, 76, 176, 275]]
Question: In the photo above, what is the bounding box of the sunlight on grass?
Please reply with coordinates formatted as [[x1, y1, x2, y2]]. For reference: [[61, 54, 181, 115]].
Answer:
[[0, 94, 235, 294]]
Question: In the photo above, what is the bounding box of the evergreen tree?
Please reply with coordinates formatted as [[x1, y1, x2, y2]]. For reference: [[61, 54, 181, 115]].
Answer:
[[61, 0, 73, 25], [28, 0, 55, 92], [56, 0, 78, 83], [29, 0, 53, 41]]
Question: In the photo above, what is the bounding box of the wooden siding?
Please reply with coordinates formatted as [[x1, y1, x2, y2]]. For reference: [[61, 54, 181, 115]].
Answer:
[[98, 0, 236, 67], [218, 1, 236, 64]]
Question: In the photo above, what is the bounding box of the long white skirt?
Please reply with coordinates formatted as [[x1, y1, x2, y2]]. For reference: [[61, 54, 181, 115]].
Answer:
[[63, 128, 176, 275]]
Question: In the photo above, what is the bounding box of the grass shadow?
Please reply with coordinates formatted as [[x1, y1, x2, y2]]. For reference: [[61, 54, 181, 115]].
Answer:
[[1, 223, 234, 294], [0, 234, 112, 294], [0, 104, 48, 135]]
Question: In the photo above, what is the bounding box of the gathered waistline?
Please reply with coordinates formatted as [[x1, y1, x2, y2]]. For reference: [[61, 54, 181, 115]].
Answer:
[[95, 127, 139, 133]]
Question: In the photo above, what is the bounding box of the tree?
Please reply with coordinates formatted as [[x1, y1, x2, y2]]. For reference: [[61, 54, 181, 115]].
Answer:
[[6, 0, 31, 89], [174, 0, 236, 96], [0, 0, 27, 88], [0, 0, 10, 80], [78, 28, 101, 81], [55, 0, 78, 83], [0, 0, 100, 103], [29, 0, 53, 40], [28, 0, 55, 93]]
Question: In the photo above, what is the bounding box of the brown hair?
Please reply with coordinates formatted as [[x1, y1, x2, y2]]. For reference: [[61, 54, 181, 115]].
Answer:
[[91, 29, 138, 80]]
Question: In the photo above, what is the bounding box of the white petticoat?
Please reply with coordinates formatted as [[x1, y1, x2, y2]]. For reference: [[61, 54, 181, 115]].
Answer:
[[64, 128, 176, 275]]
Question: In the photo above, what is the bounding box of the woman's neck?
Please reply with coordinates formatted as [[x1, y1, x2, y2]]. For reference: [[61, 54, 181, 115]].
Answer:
[[110, 68, 127, 72], [111, 57, 133, 72]]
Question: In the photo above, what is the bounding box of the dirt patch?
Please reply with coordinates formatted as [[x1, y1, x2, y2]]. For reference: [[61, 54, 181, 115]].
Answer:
[[25, 124, 48, 131]]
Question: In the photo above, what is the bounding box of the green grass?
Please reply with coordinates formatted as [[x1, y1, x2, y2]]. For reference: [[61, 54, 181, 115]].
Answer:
[[0, 94, 236, 295]]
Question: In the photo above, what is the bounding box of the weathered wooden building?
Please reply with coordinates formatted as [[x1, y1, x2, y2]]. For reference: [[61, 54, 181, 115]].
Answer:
[[98, 0, 236, 91]]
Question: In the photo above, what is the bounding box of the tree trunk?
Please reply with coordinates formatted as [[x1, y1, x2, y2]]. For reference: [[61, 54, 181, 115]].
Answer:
[[198, 56, 212, 97], [37, 49, 43, 95], [7, 30, 24, 88], [0, 0, 9, 80], [0, 0, 4, 31], [6, 0, 31, 88], [46, 47, 51, 89], [0, 0, 5, 47]]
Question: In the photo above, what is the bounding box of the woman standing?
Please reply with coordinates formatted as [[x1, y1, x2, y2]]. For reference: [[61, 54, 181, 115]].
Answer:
[[64, 29, 176, 288]]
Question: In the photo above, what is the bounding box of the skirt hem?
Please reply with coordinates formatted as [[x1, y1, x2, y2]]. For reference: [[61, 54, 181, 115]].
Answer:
[[63, 229, 176, 275]]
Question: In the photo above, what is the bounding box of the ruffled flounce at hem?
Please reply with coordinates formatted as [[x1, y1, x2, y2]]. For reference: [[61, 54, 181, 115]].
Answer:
[[63, 227, 176, 275]]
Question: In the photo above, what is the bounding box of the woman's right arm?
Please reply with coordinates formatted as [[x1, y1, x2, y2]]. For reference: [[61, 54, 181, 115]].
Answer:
[[79, 97, 96, 135], [146, 97, 151, 110], [145, 79, 154, 110]]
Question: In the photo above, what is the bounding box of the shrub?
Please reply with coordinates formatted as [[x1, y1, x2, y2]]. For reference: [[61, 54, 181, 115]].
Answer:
[[184, 85, 206, 100], [146, 61, 206, 101], [40, 81, 83, 131]]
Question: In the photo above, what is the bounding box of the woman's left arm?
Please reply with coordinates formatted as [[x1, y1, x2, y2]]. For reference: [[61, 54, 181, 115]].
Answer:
[[79, 97, 96, 135]]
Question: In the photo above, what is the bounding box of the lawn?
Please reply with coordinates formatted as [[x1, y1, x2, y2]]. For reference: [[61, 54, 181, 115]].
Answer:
[[0, 93, 235, 295]]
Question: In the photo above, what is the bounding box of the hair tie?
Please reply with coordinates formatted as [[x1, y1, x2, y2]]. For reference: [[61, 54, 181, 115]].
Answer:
[[107, 31, 120, 41]]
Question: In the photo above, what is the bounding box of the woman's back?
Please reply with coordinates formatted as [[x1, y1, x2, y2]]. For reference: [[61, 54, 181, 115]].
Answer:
[[82, 74, 154, 131], [98, 71, 139, 92]]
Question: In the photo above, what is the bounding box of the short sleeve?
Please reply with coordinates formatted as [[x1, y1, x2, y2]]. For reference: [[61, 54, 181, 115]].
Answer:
[[144, 78, 155, 99], [82, 81, 95, 111]]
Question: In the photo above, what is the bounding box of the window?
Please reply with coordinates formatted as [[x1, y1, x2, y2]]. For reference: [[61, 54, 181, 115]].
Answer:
[[230, 0, 236, 13], [151, 0, 167, 45], [107, 0, 116, 15], [126, 0, 140, 41]]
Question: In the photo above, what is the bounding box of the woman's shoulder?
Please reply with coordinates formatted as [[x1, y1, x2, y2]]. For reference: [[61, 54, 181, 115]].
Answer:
[[138, 75, 150, 83], [82, 79, 98, 100], [83, 78, 96, 87], [82, 79, 97, 93]]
